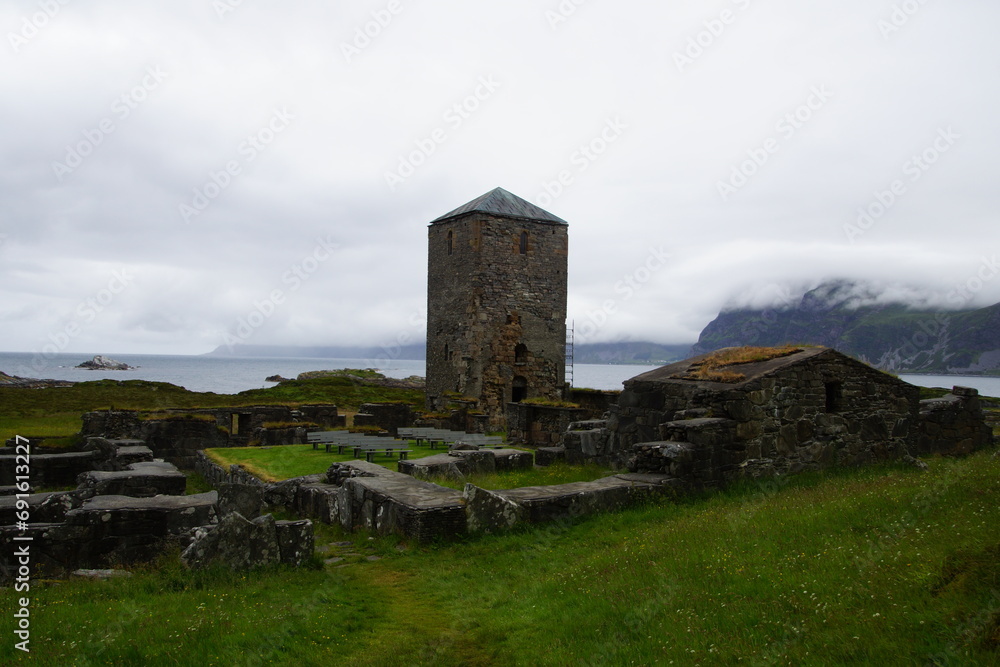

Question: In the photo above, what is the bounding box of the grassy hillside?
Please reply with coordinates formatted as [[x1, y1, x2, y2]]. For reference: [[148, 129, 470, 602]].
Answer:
[[2, 452, 998, 665], [0, 377, 424, 442]]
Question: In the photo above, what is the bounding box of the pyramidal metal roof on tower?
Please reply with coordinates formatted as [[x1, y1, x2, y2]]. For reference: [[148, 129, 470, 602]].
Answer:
[[431, 187, 568, 225]]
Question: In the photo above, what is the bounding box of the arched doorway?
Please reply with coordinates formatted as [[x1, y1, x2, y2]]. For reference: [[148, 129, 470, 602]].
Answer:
[[512, 376, 528, 403]]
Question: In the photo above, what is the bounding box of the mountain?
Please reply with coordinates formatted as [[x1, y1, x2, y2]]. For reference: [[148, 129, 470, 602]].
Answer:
[[693, 281, 1000, 375], [571, 342, 693, 365]]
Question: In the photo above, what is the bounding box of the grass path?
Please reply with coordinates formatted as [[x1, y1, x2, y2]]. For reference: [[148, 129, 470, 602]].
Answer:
[[344, 568, 497, 666]]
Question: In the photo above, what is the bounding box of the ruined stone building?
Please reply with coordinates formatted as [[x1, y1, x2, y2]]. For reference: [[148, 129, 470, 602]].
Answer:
[[611, 346, 920, 482], [426, 187, 569, 428], [562, 346, 994, 487]]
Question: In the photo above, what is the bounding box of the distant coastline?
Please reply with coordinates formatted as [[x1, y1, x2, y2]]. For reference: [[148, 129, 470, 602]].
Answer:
[[205, 342, 697, 366]]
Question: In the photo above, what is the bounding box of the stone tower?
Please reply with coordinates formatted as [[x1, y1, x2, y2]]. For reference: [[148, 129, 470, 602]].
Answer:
[[426, 187, 569, 428]]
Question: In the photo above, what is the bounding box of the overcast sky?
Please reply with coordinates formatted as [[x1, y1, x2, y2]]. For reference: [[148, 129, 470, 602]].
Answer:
[[1, 0, 998, 357]]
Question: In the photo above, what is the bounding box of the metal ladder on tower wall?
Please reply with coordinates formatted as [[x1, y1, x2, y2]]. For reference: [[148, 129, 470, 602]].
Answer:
[[565, 322, 575, 389]]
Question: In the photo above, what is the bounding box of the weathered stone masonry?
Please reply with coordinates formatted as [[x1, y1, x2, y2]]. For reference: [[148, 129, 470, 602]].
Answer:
[[426, 188, 569, 429], [608, 347, 922, 486], [565, 347, 994, 489]]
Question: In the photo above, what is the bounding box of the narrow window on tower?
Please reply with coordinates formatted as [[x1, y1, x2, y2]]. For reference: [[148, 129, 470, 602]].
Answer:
[[514, 343, 528, 364], [447, 230, 454, 255], [519, 231, 528, 255], [444, 343, 450, 361]]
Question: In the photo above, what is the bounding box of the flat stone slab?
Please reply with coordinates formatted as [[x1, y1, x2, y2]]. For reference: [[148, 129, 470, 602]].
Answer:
[[496, 476, 652, 502], [0, 492, 60, 524], [402, 453, 454, 468], [0, 491, 88, 525], [465, 475, 670, 527], [0, 491, 61, 509], [0, 451, 97, 464], [70, 491, 218, 514], [81, 462, 184, 480], [115, 445, 154, 457], [920, 395, 963, 411], [127, 461, 177, 472], [336, 460, 398, 477], [535, 446, 566, 466], [350, 475, 464, 509], [77, 461, 187, 497], [398, 449, 532, 481], [84, 439, 148, 450], [65, 492, 220, 540], [490, 449, 534, 471], [299, 461, 469, 541], [612, 473, 675, 485]]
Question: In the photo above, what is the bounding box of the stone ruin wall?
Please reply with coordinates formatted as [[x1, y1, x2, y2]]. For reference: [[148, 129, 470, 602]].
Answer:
[[79, 404, 342, 466], [611, 354, 920, 474], [352, 402, 414, 436], [601, 354, 932, 487], [915, 386, 995, 456], [506, 403, 589, 447], [0, 438, 313, 582]]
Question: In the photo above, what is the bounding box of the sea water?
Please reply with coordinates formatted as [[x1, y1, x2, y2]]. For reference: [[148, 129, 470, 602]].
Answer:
[[1, 352, 998, 397]]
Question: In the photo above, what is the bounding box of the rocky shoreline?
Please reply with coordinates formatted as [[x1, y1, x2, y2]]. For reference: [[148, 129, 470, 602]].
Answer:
[[293, 369, 425, 389], [0, 371, 74, 388]]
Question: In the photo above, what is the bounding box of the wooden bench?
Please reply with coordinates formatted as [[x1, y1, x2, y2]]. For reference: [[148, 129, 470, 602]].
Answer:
[[426, 430, 471, 449], [307, 431, 348, 450], [327, 439, 371, 454]]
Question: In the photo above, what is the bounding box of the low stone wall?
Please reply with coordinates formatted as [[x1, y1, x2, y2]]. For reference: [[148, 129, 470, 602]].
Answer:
[[291, 462, 468, 542], [84, 438, 154, 471], [464, 474, 672, 533], [251, 426, 311, 447], [399, 449, 533, 481], [0, 440, 319, 579], [136, 420, 229, 468], [200, 456, 532, 542], [563, 420, 613, 465], [194, 451, 268, 489], [0, 451, 99, 487], [344, 474, 467, 542], [298, 405, 345, 429], [568, 389, 620, 417], [507, 403, 589, 447], [355, 403, 414, 436], [0, 492, 219, 580], [0, 490, 90, 525], [914, 387, 995, 457], [182, 513, 313, 570], [192, 452, 705, 542], [77, 462, 187, 498], [80, 405, 342, 464]]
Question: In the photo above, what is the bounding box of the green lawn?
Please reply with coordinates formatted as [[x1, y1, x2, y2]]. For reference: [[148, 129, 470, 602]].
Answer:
[[205, 444, 613, 489], [3, 451, 998, 666], [204, 441, 451, 482]]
